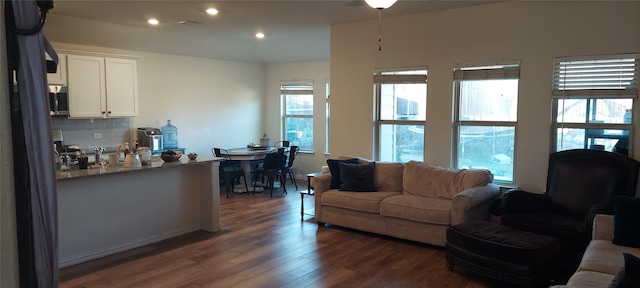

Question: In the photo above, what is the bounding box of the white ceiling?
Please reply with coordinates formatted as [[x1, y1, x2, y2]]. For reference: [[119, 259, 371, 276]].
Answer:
[[45, 0, 499, 64]]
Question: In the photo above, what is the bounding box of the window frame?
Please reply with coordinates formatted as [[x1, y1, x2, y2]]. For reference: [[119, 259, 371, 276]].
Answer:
[[281, 81, 314, 152], [550, 54, 639, 156], [325, 82, 331, 154], [373, 66, 428, 162], [452, 61, 521, 184]]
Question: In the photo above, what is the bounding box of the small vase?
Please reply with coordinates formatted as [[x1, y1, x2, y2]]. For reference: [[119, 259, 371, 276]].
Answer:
[[260, 137, 271, 148]]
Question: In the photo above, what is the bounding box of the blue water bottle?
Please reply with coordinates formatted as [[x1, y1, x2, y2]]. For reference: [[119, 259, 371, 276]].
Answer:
[[161, 119, 178, 149]]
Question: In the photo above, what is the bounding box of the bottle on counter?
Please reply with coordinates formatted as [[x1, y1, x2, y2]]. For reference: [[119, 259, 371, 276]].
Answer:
[[161, 119, 178, 149], [123, 142, 130, 156]]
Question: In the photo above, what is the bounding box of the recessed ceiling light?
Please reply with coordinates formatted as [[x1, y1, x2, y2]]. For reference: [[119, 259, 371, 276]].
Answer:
[[147, 18, 159, 25], [206, 8, 218, 15], [256, 33, 265, 39]]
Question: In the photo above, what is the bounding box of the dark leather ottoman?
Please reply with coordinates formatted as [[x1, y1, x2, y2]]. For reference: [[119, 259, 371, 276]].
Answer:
[[446, 220, 561, 288]]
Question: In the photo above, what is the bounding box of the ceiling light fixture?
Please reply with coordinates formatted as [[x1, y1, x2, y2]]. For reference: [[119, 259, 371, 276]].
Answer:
[[206, 8, 218, 15], [147, 18, 159, 25], [364, 0, 397, 51], [256, 32, 265, 39]]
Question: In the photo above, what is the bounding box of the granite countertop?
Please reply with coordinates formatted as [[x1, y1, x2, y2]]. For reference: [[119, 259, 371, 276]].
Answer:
[[57, 155, 224, 181]]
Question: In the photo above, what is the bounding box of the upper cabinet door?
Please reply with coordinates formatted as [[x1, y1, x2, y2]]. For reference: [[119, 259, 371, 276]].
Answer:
[[105, 58, 138, 117], [66, 53, 139, 118], [67, 55, 106, 118], [47, 53, 67, 85]]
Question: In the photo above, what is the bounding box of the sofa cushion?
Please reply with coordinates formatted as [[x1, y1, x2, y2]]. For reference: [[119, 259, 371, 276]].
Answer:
[[374, 162, 404, 192], [613, 196, 640, 248], [579, 240, 640, 275], [321, 190, 401, 213], [402, 161, 493, 200], [327, 158, 361, 189], [339, 162, 377, 192], [565, 271, 615, 288], [608, 253, 640, 288], [380, 195, 452, 225]]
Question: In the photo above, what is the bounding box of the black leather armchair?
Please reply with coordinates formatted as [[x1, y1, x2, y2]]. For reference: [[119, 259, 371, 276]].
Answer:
[[501, 149, 640, 271]]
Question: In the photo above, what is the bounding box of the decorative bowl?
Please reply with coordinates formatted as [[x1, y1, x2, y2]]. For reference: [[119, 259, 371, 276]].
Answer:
[[188, 153, 198, 160], [161, 154, 181, 162]]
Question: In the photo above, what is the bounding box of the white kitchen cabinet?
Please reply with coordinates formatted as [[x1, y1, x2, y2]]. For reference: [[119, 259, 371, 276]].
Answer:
[[67, 54, 138, 118], [46, 53, 67, 85]]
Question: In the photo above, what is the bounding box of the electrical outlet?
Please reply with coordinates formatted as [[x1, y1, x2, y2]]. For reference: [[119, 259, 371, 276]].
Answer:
[[93, 133, 102, 139]]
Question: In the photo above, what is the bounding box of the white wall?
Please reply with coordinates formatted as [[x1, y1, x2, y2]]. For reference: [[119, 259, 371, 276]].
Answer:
[[49, 42, 264, 156], [330, 1, 640, 192], [264, 61, 331, 177]]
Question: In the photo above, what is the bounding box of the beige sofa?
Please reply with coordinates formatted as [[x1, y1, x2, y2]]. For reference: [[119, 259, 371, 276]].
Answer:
[[311, 159, 500, 247], [552, 214, 640, 288]]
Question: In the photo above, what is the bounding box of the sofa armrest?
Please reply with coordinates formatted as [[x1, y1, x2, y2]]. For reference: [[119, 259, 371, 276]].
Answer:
[[501, 189, 550, 215], [310, 173, 332, 195], [311, 173, 332, 221], [451, 183, 501, 225], [592, 214, 615, 241]]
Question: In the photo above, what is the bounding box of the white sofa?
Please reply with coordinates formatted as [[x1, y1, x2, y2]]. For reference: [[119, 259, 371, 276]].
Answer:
[[311, 158, 500, 247], [551, 214, 640, 288]]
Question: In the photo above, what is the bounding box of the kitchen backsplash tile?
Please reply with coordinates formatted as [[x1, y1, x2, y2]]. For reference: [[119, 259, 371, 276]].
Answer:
[[51, 117, 132, 152]]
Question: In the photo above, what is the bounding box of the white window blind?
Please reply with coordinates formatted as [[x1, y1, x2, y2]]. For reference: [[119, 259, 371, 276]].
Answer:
[[552, 55, 639, 98], [281, 83, 313, 95], [453, 65, 520, 80], [373, 74, 427, 84]]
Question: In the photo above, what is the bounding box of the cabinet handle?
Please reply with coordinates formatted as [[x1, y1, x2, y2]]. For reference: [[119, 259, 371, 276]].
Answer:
[[108, 111, 112, 114], [102, 111, 106, 114]]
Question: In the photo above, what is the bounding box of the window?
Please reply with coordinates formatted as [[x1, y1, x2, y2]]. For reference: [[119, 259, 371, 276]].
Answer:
[[552, 55, 638, 156], [453, 62, 520, 183], [325, 82, 330, 154], [282, 82, 314, 151], [374, 67, 427, 162]]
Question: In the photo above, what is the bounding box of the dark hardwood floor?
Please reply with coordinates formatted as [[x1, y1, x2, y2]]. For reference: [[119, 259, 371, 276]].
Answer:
[[59, 180, 499, 288]]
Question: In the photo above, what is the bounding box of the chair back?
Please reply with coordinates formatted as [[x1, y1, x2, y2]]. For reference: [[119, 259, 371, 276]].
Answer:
[[271, 147, 286, 155], [212, 148, 235, 161], [286, 146, 299, 168], [212, 148, 222, 157], [273, 141, 290, 147], [546, 149, 640, 219], [263, 151, 287, 171]]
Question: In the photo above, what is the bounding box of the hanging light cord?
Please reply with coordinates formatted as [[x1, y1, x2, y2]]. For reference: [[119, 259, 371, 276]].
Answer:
[[377, 8, 383, 51]]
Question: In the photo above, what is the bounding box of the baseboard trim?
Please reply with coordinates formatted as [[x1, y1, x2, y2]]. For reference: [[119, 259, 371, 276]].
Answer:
[[59, 225, 201, 268]]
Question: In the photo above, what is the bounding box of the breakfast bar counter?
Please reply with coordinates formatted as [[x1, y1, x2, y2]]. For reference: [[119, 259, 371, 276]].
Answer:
[[57, 155, 224, 268], [56, 155, 224, 181]]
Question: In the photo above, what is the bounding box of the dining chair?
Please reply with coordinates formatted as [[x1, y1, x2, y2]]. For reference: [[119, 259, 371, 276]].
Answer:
[[273, 140, 290, 147], [281, 145, 299, 190], [212, 148, 250, 198], [253, 150, 287, 197], [251, 147, 285, 185]]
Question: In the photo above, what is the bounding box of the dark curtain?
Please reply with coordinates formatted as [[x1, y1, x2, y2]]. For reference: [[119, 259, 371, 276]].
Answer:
[[6, 0, 58, 287]]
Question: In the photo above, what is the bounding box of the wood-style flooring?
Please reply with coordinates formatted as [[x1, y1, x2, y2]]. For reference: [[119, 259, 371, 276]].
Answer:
[[59, 180, 500, 288]]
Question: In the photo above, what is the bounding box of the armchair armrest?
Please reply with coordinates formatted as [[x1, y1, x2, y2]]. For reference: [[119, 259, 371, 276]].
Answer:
[[451, 183, 500, 225], [592, 214, 615, 241], [501, 189, 550, 215]]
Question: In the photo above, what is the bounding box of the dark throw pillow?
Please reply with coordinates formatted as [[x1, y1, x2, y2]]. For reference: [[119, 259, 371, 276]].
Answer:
[[609, 253, 640, 288], [613, 196, 640, 248], [326, 158, 361, 189], [338, 162, 377, 192]]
